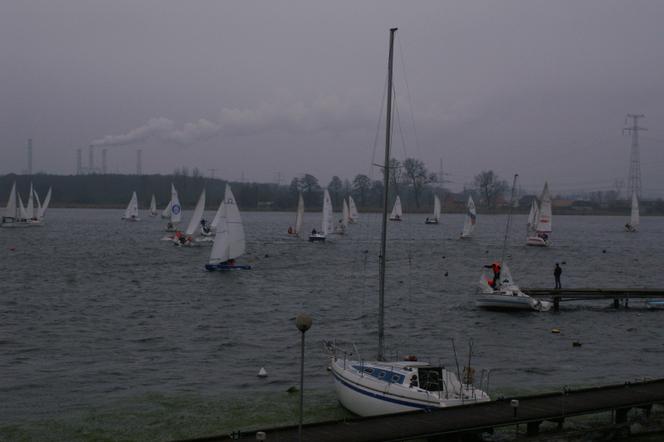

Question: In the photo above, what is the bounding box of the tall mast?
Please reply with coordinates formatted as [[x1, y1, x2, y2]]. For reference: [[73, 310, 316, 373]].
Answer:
[[500, 174, 518, 266], [378, 27, 397, 362]]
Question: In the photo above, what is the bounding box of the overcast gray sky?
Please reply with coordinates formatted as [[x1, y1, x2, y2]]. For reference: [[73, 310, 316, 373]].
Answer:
[[2, 0, 663, 195]]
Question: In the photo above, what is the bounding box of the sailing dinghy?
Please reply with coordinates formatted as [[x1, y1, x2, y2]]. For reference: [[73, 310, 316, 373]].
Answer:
[[149, 194, 158, 217], [163, 184, 182, 233], [526, 182, 552, 247], [288, 192, 305, 236], [460, 196, 476, 239], [173, 189, 206, 247], [348, 196, 359, 223], [205, 185, 251, 271], [625, 191, 639, 232], [333, 198, 349, 234], [309, 189, 333, 242], [388, 195, 403, 221], [122, 192, 140, 221], [1, 182, 29, 228], [425, 195, 440, 224]]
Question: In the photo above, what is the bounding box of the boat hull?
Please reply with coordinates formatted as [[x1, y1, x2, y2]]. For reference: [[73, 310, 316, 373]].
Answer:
[[309, 234, 326, 242], [205, 263, 251, 271], [526, 236, 548, 247], [424, 219, 439, 225], [388, 217, 402, 222], [476, 293, 551, 312]]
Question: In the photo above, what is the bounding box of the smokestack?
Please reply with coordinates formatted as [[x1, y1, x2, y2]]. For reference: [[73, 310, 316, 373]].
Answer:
[[136, 149, 142, 175], [27, 139, 33, 175], [88, 145, 94, 174], [102, 149, 107, 174], [76, 148, 82, 175]]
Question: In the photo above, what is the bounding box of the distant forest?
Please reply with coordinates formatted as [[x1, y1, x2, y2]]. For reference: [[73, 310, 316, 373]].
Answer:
[[2, 169, 663, 215], [0, 171, 452, 213]]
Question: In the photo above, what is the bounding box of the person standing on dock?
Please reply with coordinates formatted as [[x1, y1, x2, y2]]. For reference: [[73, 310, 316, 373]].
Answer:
[[554, 263, 562, 289]]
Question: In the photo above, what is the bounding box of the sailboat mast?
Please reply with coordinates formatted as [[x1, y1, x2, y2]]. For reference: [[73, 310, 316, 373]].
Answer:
[[378, 27, 397, 362], [500, 174, 518, 265]]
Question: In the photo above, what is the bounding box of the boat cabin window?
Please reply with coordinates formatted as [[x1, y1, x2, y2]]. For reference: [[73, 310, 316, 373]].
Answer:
[[417, 367, 444, 392]]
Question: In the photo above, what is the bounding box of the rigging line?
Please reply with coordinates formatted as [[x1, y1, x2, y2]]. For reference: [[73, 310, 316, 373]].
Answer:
[[369, 70, 390, 182], [396, 33, 422, 160], [393, 87, 410, 161]]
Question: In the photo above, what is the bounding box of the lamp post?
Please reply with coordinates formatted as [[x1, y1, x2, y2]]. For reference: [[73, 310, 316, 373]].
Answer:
[[295, 313, 312, 442]]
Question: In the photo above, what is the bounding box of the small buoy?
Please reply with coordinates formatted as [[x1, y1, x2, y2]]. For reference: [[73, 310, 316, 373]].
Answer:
[[444, 272, 448, 277], [264, 254, 269, 258], [257, 367, 268, 378], [572, 341, 582, 347], [602, 249, 607, 254], [551, 328, 561, 334], [442, 256, 446, 259], [399, 280, 404, 284], [562, 261, 567, 265], [326, 366, 331, 372], [9, 246, 15, 251]]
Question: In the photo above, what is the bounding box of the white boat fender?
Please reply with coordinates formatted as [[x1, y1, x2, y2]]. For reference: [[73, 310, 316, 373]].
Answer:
[[257, 367, 268, 378]]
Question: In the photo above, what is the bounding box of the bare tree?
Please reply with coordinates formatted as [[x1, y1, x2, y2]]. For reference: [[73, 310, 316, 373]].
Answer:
[[402, 158, 429, 208], [473, 170, 508, 209]]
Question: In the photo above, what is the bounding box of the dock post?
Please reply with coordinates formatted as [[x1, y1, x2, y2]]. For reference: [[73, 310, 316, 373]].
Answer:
[[553, 297, 560, 312], [613, 298, 620, 309], [526, 421, 541, 436]]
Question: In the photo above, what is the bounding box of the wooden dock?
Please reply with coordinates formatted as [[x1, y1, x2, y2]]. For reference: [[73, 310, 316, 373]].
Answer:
[[522, 288, 664, 310], [177, 378, 664, 442]]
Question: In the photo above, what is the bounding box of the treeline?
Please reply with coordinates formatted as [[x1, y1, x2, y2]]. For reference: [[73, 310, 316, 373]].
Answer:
[[0, 162, 451, 212]]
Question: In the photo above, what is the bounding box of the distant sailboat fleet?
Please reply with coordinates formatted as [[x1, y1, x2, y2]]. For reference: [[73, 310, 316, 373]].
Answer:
[[1, 182, 51, 227]]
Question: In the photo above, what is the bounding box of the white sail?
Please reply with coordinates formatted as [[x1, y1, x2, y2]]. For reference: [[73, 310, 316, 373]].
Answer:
[[348, 195, 359, 222], [18, 193, 28, 220], [39, 187, 52, 219], [461, 196, 476, 237], [162, 184, 175, 218], [536, 182, 552, 233], [124, 192, 139, 219], [184, 189, 206, 235], [4, 182, 17, 219], [34, 188, 42, 215], [630, 190, 640, 229], [294, 192, 304, 234], [25, 183, 35, 219], [433, 195, 441, 221], [170, 185, 182, 223], [342, 198, 350, 229], [321, 189, 334, 235], [209, 185, 245, 263], [389, 196, 403, 220], [150, 194, 157, 216], [527, 199, 539, 235]]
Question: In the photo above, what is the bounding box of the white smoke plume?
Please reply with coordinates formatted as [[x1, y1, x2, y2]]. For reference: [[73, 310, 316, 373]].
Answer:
[[90, 96, 371, 148]]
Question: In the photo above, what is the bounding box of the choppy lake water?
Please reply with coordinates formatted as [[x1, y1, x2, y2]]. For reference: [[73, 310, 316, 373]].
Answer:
[[1, 209, 663, 440]]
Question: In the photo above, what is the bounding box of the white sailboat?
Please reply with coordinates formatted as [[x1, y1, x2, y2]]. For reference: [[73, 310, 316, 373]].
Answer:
[[122, 191, 140, 221], [460, 196, 476, 239], [1, 182, 29, 228], [205, 184, 251, 271], [476, 175, 551, 312], [288, 192, 305, 236], [309, 189, 333, 242], [526, 182, 552, 247], [425, 195, 441, 224], [348, 195, 359, 223], [25, 183, 35, 221], [164, 184, 182, 232], [388, 195, 403, 221], [328, 29, 490, 417], [625, 191, 639, 232], [333, 198, 349, 234], [173, 189, 206, 246], [477, 263, 552, 311], [149, 194, 158, 217], [38, 187, 52, 220]]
